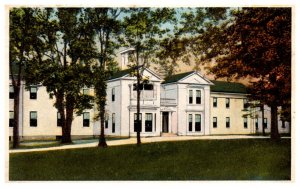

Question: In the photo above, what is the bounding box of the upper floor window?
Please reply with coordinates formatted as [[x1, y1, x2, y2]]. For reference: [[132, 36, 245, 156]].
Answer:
[[83, 112, 90, 127], [30, 111, 37, 127], [213, 117, 217, 128], [9, 85, 14, 99], [196, 90, 201, 104], [213, 97, 217, 107], [57, 112, 62, 127], [83, 88, 89, 95], [226, 117, 230, 128], [244, 117, 248, 128], [112, 88, 115, 102], [263, 118, 268, 128], [145, 113, 153, 132], [9, 111, 14, 127], [133, 84, 153, 91], [30, 86, 37, 99], [189, 90, 193, 104], [226, 98, 230, 108]]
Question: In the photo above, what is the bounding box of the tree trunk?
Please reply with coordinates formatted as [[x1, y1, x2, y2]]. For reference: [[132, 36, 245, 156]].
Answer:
[[261, 104, 266, 136], [136, 49, 141, 146], [61, 95, 74, 144], [270, 105, 280, 141], [12, 85, 20, 149], [56, 91, 66, 143], [98, 104, 107, 147]]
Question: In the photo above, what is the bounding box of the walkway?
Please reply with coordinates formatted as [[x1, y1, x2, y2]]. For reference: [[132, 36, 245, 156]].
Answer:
[[9, 135, 276, 154]]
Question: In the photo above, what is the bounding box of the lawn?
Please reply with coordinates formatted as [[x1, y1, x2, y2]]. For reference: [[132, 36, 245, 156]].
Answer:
[[9, 139, 291, 181]]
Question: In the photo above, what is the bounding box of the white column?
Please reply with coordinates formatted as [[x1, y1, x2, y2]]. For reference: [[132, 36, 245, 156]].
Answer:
[[204, 86, 210, 135]]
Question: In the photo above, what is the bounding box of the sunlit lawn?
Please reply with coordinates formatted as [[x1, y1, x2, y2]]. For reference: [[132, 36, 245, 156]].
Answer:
[[9, 139, 291, 180]]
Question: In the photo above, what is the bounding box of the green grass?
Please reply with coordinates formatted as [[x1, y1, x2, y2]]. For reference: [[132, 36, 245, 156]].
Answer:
[[9, 139, 291, 181]]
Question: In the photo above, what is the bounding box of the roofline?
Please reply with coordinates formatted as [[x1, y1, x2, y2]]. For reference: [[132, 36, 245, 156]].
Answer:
[[119, 47, 135, 54], [107, 67, 162, 82], [210, 91, 249, 96], [162, 71, 214, 85]]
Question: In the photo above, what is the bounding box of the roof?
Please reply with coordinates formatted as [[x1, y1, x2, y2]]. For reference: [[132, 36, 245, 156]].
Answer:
[[108, 68, 162, 81], [211, 80, 247, 94], [108, 69, 132, 80], [162, 71, 195, 84]]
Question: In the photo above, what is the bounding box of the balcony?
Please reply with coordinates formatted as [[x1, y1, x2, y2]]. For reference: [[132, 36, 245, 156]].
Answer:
[[161, 98, 177, 106]]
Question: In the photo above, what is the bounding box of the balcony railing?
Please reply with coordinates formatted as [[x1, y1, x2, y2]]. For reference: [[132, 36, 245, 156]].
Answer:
[[161, 98, 177, 106]]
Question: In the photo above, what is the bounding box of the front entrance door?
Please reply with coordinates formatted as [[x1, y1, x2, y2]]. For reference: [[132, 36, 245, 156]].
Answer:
[[162, 112, 169, 133]]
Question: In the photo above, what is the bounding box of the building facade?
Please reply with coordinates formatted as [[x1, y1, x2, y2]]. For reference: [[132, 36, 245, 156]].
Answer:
[[8, 50, 290, 140]]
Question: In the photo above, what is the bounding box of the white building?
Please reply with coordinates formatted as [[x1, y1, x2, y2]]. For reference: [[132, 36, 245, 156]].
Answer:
[[8, 51, 290, 140]]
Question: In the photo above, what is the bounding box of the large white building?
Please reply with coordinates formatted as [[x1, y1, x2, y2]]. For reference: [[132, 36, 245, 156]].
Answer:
[[9, 51, 290, 140]]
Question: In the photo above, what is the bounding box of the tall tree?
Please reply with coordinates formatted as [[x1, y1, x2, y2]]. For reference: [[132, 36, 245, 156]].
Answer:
[[87, 8, 122, 147], [24, 8, 96, 143], [9, 8, 37, 148], [122, 8, 176, 145], [207, 8, 291, 140]]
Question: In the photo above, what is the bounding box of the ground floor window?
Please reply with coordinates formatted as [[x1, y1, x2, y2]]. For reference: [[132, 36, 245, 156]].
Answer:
[[195, 114, 201, 131], [263, 118, 268, 128], [9, 111, 14, 127], [134, 113, 142, 132], [188, 114, 193, 132], [244, 117, 248, 128], [213, 117, 217, 128], [112, 113, 115, 133], [83, 112, 90, 127], [188, 113, 201, 132], [255, 118, 258, 130], [30, 111, 37, 127], [105, 115, 109, 129], [281, 120, 286, 128], [57, 112, 62, 127], [226, 117, 230, 128], [145, 113, 153, 132]]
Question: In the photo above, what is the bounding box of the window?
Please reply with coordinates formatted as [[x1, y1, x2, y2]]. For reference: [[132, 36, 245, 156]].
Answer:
[[189, 90, 193, 104], [57, 112, 62, 127], [133, 83, 143, 91], [188, 114, 193, 132], [105, 115, 109, 129], [112, 88, 115, 101], [213, 117, 217, 128], [255, 118, 258, 130], [195, 114, 201, 132], [226, 98, 230, 108], [263, 118, 268, 128], [244, 117, 248, 128], [112, 113, 115, 133], [145, 113, 153, 132], [213, 97, 217, 107], [243, 99, 248, 109], [144, 84, 153, 90], [196, 90, 201, 104], [83, 112, 90, 127], [9, 85, 14, 99], [134, 113, 142, 132], [30, 111, 37, 127], [282, 120, 286, 128], [30, 86, 37, 99], [83, 89, 89, 95], [133, 83, 153, 91], [9, 111, 14, 127], [226, 117, 230, 128]]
